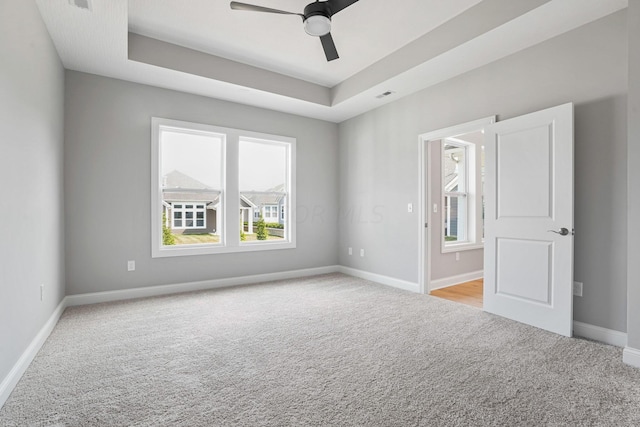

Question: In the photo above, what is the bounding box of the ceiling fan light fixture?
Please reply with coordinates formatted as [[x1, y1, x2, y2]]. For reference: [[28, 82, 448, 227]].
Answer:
[[304, 15, 331, 36]]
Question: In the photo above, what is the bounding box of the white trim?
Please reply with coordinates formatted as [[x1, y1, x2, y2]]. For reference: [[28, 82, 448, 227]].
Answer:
[[429, 270, 484, 291], [0, 298, 69, 409], [573, 321, 628, 348], [337, 266, 420, 293], [66, 266, 339, 306], [623, 347, 640, 368]]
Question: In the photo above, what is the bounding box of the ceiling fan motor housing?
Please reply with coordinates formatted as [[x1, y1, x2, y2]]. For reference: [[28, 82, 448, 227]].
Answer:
[[303, 2, 332, 36]]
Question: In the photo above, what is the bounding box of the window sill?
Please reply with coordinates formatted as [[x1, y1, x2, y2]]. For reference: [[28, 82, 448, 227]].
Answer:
[[441, 242, 484, 254], [152, 241, 296, 258]]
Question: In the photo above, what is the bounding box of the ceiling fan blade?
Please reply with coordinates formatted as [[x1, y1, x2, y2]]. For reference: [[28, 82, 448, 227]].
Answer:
[[326, 0, 359, 15], [320, 33, 339, 61], [230, 1, 303, 18]]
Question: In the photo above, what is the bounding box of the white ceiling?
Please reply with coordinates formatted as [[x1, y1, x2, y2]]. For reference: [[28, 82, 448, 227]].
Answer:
[[35, 0, 627, 123], [127, 0, 483, 87]]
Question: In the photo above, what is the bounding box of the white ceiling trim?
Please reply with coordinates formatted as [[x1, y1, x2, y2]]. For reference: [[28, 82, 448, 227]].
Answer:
[[35, 0, 627, 123]]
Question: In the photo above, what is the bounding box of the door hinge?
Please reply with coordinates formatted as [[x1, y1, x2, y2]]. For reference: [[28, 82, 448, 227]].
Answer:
[[425, 223, 428, 228]]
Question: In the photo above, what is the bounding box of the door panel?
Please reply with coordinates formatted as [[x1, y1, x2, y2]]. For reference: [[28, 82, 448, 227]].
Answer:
[[484, 103, 574, 337]]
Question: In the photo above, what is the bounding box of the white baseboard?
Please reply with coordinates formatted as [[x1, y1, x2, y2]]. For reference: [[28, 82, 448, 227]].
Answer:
[[573, 321, 627, 348], [429, 270, 484, 291], [337, 266, 420, 293], [66, 265, 340, 307], [623, 346, 640, 368], [0, 297, 69, 409]]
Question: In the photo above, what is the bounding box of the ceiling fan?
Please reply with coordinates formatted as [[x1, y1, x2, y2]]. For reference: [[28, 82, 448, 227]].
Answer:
[[230, 0, 359, 62]]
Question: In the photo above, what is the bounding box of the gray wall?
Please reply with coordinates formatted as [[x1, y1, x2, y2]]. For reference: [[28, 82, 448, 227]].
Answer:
[[0, 1, 65, 385], [338, 11, 628, 332], [64, 72, 339, 295], [628, 0, 640, 350]]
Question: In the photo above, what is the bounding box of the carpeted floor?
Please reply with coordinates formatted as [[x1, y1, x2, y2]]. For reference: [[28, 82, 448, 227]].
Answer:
[[1, 273, 639, 426]]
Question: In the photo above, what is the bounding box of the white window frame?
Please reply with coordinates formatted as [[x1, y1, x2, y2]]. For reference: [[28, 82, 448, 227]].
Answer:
[[441, 136, 483, 253], [151, 118, 296, 257], [171, 203, 207, 229], [263, 205, 277, 219]]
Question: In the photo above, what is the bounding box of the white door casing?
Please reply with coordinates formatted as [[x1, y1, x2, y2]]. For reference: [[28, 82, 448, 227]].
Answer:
[[483, 103, 574, 337]]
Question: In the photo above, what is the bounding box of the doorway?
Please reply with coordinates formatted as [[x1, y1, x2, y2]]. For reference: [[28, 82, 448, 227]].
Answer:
[[418, 117, 495, 309], [419, 104, 575, 336]]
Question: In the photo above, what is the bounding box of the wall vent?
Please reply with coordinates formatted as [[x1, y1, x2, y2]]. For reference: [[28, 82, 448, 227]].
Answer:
[[68, 0, 92, 11], [375, 90, 395, 99]]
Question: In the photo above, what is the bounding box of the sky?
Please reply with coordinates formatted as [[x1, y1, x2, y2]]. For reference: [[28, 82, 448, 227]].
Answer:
[[161, 130, 286, 191]]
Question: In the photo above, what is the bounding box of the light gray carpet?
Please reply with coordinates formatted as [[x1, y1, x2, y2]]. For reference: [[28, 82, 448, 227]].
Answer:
[[1, 273, 640, 426]]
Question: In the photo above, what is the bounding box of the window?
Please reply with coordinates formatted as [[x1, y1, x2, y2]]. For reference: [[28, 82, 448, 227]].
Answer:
[[441, 134, 483, 252], [171, 203, 206, 229], [263, 205, 278, 219], [239, 137, 291, 244], [443, 143, 467, 242], [152, 118, 296, 257]]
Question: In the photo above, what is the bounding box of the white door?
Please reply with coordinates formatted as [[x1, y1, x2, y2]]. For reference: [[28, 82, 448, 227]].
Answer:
[[483, 103, 574, 337]]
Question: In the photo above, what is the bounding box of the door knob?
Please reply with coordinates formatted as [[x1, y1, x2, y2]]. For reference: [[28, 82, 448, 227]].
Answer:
[[547, 228, 573, 236]]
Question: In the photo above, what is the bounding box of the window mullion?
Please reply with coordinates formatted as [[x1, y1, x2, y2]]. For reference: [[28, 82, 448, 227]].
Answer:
[[225, 132, 240, 247]]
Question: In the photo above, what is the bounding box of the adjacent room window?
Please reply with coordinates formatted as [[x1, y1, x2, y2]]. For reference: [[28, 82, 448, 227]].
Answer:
[[441, 134, 483, 252], [443, 142, 468, 243], [152, 118, 296, 257]]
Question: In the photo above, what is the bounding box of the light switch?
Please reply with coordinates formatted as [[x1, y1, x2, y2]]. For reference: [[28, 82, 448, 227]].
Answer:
[[407, 203, 413, 213]]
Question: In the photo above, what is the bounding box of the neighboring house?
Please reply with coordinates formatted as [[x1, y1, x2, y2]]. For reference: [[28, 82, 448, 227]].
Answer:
[[162, 171, 286, 235], [243, 183, 287, 228], [162, 170, 221, 235]]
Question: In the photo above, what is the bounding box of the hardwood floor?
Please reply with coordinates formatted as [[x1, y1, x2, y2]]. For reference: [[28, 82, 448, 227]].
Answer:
[[430, 279, 483, 308]]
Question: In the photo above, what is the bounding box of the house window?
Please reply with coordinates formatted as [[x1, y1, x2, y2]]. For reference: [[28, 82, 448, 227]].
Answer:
[[152, 118, 296, 257], [171, 203, 206, 229], [239, 137, 291, 244], [263, 205, 277, 219], [441, 136, 482, 252]]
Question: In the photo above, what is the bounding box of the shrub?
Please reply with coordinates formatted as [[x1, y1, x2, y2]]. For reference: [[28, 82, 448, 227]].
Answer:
[[256, 216, 268, 240], [162, 212, 176, 245], [265, 222, 284, 229], [240, 230, 246, 241]]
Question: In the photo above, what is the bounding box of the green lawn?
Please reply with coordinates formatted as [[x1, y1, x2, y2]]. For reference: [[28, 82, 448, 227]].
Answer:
[[173, 234, 220, 245], [172, 233, 282, 245]]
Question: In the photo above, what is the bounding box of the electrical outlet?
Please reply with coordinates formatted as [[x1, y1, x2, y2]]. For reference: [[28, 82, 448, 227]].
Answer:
[[573, 281, 583, 297], [40, 284, 44, 301], [127, 260, 136, 272], [348, 247, 352, 256], [455, 252, 460, 261], [360, 249, 365, 257]]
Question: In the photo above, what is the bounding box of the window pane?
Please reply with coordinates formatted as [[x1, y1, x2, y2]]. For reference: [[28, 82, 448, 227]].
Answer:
[[444, 143, 466, 193], [443, 141, 468, 244], [239, 139, 288, 243], [161, 129, 222, 246]]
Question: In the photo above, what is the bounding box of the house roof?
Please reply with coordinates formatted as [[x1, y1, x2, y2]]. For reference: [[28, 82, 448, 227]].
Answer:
[[162, 170, 220, 204], [242, 184, 286, 206], [162, 171, 285, 207]]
